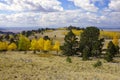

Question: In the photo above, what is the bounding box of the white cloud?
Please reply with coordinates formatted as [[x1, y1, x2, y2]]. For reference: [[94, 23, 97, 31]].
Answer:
[[68, 0, 98, 12], [0, 0, 120, 28], [0, 9, 119, 28], [109, 0, 120, 11], [0, 0, 63, 12]]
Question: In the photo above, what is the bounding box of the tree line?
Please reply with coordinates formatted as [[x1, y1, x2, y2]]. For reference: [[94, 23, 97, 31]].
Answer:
[[61, 26, 119, 62], [0, 34, 60, 54], [0, 26, 119, 62]]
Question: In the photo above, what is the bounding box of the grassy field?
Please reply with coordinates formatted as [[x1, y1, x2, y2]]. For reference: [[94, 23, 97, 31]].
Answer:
[[0, 52, 120, 80], [0, 29, 120, 80]]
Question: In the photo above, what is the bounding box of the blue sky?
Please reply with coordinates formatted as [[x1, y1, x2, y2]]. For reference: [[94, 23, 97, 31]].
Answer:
[[0, 0, 120, 28]]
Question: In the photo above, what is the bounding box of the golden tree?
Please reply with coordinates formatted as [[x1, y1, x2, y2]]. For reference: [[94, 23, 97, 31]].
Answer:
[[112, 34, 119, 54], [53, 41, 60, 54], [30, 39, 38, 53], [18, 34, 30, 52], [44, 40, 51, 52], [8, 43, 17, 51], [37, 38, 44, 51], [112, 34, 119, 46], [0, 41, 8, 51]]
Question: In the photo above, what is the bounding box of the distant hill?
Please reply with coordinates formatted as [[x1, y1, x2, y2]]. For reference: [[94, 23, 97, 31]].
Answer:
[[0, 27, 41, 33], [0, 28, 6, 30], [0, 30, 14, 34]]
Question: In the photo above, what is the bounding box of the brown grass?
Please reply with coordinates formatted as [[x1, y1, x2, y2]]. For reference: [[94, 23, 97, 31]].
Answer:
[[0, 52, 120, 80], [0, 30, 120, 80]]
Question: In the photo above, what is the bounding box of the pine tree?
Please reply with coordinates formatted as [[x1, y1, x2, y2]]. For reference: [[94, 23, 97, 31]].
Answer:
[[60, 30, 78, 56], [82, 46, 90, 60], [105, 41, 116, 62], [79, 27, 103, 57], [105, 52, 113, 62], [112, 35, 119, 54], [91, 38, 104, 57]]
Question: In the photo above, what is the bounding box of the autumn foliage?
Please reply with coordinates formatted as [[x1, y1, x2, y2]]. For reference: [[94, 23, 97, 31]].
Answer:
[[52, 41, 60, 53], [0, 41, 8, 51], [18, 35, 31, 51], [8, 43, 17, 51]]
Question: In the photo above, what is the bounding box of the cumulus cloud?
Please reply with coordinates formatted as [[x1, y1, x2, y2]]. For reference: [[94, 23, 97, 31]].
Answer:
[[68, 0, 98, 12], [0, 9, 120, 28], [109, 0, 120, 11], [0, 0, 120, 28], [0, 0, 63, 12]]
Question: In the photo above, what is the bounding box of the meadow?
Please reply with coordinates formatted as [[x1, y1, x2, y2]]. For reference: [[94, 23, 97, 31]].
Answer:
[[0, 28, 120, 80], [0, 52, 120, 80]]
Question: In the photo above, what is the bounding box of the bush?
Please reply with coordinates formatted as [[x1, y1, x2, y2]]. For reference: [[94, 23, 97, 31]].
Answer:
[[66, 57, 72, 63], [93, 60, 102, 68], [105, 52, 113, 62]]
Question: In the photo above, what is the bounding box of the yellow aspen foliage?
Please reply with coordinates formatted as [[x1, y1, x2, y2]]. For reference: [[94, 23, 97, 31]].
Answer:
[[30, 39, 38, 50], [44, 40, 51, 51], [112, 34, 119, 46], [18, 34, 31, 51], [72, 29, 83, 36], [8, 43, 17, 51], [100, 31, 120, 39], [37, 38, 44, 50], [0, 41, 4, 51], [53, 41, 60, 52], [0, 41, 8, 51]]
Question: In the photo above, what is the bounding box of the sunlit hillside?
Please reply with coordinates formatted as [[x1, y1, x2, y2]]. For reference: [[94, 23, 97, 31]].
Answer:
[[0, 52, 120, 80], [0, 28, 120, 80]]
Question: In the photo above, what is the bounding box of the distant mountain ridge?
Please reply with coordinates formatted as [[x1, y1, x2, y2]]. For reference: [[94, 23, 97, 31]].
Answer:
[[0, 27, 120, 33], [0, 27, 40, 33], [0, 30, 14, 34]]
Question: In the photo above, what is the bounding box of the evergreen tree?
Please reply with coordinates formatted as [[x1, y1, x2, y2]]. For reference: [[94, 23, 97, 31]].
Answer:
[[105, 52, 113, 62], [112, 35, 119, 54], [60, 30, 78, 56], [91, 38, 104, 57], [115, 45, 119, 54], [79, 27, 101, 57], [82, 46, 90, 60], [105, 41, 116, 62], [107, 41, 116, 57]]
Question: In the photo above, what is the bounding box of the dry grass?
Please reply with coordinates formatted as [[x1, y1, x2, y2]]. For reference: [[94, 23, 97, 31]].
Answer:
[[0, 52, 120, 80], [0, 29, 120, 80]]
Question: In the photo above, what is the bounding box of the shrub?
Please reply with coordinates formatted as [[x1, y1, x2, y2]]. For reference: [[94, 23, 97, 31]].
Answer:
[[66, 57, 72, 63], [105, 52, 113, 62], [93, 60, 102, 68]]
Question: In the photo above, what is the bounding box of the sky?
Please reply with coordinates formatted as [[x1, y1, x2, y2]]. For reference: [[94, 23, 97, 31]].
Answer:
[[0, 0, 120, 28]]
